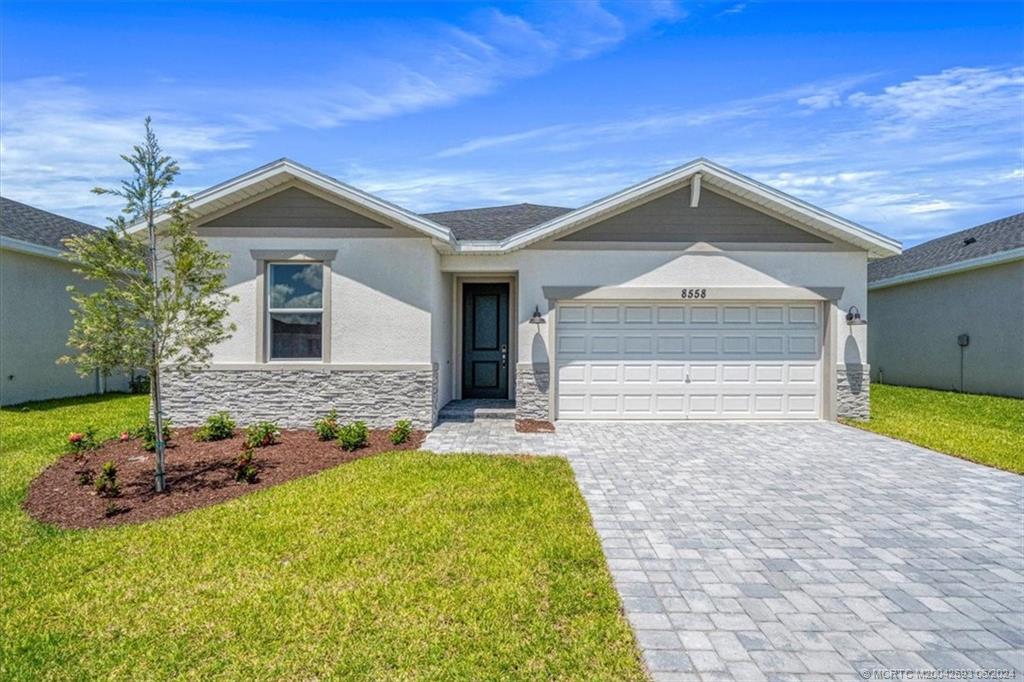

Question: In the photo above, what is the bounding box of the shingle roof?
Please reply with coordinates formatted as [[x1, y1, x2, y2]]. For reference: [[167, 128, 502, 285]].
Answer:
[[869, 212, 1024, 282], [0, 197, 99, 251], [421, 203, 573, 241]]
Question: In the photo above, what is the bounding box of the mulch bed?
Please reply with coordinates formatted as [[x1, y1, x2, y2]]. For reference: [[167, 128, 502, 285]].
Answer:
[[24, 428, 424, 530], [515, 419, 556, 433]]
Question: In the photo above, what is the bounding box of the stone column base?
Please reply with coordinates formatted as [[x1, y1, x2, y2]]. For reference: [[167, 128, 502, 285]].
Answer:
[[515, 365, 551, 420], [836, 364, 870, 420]]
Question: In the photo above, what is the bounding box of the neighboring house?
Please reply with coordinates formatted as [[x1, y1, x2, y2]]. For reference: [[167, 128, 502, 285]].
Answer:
[[128, 158, 901, 428], [868, 213, 1024, 398], [0, 198, 131, 405]]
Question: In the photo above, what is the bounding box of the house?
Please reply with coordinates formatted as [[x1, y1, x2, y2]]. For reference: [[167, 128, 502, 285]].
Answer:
[[130, 158, 901, 428], [0, 198, 131, 405], [868, 213, 1024, 398]]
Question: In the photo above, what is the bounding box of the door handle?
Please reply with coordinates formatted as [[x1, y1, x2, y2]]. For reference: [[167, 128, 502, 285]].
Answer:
[[501, 344, 508, 368]]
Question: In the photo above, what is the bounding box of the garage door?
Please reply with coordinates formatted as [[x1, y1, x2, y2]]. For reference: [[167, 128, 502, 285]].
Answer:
[[556, 302, 822, 420]]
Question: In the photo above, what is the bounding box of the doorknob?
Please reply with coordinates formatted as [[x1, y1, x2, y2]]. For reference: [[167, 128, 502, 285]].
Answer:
[[501, 344, 508, 368]]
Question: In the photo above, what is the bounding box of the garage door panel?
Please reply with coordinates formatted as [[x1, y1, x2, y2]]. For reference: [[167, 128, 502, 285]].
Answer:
[[590, 306, 620, 323], [623, 365, 653, 383], [656, 306, 686, 324], [589, 364, 619, 383], [555, 302, 821, 420], [722, 336, 752, 354], [688, 364, 718, 382]]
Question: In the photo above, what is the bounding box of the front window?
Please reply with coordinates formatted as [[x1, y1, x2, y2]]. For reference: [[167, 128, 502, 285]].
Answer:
[[267, 262, 323, 360]]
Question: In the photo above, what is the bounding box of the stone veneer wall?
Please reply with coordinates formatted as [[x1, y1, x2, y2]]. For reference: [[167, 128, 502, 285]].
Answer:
[[163, 367, 435, 430], [836, 364, 870, 420], [515, 364, 550, 420]]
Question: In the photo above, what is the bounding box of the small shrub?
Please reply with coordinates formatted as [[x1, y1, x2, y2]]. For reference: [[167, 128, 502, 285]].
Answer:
[[135, 420, 172, 452], [76, 468, 95, 486], [337, 420, 369, 451], [389, 419, 413, 445], [244, 421, 280, 448], [67, 426, 99, 454], [128, 374, 150, 395], [94, 461, 120, 497], [104, 501, 122, 518], [313, 409, 340, 441], [234, 448, 258, 483], [194, 412, 236, 442]]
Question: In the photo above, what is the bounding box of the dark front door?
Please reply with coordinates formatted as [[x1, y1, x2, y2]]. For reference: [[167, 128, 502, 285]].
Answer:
[[462, 282, 510, 399]]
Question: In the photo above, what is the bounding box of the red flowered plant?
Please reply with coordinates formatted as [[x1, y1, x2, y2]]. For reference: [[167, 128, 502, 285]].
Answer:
[[119, 431, 131, 442], [67, 427, 99, 454]]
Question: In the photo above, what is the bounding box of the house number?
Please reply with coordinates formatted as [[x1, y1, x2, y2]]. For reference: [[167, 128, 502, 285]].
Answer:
[[681, 288, 708, 299]]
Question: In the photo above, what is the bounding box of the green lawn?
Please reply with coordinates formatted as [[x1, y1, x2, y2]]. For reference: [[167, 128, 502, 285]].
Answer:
[[846, 384, 1024, 474], [1, 394, 645, 680]]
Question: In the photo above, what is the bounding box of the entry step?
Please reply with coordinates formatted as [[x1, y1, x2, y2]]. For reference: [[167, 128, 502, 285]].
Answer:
[[438, 399, 516, 422]]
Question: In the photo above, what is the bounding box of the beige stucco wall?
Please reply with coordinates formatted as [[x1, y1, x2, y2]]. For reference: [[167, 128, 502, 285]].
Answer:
[[201, 234, 443, 366], [0, 249, 130, 405], [441, 247, 869, 370], [868, 260, 1024, 397]]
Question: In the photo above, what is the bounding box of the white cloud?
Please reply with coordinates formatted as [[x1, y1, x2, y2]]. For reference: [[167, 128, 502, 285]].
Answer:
[[221, 2, 684, 130], [435, 75, 875, 157], [847, 65, 1023, 138], [0, 78, 255, 225]]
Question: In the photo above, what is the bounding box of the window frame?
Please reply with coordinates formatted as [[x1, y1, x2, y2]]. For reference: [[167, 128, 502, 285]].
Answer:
[[250, 250, 336, 365]]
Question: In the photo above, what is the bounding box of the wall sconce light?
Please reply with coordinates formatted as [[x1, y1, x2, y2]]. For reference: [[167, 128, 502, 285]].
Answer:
[[529, 305, 546, 325], [845, 305, 867, 325]]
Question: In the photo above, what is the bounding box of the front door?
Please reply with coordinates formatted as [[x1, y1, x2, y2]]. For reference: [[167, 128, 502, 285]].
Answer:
[[462, 283, 510, 399]]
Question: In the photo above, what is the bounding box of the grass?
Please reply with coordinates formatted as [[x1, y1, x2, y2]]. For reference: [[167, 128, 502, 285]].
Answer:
[[1, 394, 645, 680], [846, 384, 1024, 474]]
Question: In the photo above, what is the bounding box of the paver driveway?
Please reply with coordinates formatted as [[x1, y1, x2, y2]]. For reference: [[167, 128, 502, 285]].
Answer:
[[423, 420, 1024, 681]]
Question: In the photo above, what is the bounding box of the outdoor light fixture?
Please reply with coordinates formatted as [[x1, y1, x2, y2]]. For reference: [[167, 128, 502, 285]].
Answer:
[[529, 305, 546, 325], [845, 305, 867, 325]]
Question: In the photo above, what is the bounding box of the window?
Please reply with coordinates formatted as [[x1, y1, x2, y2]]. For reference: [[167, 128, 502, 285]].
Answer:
[[267, 262, 323, 360]]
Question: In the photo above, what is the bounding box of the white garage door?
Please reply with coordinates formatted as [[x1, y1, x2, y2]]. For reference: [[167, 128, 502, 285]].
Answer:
[[556, 302, 822, 420]]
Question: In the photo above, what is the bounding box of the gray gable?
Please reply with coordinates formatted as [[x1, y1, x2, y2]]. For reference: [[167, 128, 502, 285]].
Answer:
[[0, 197, 98, 250], [201, 186, 393, 229], [869, 213, 1024, 282], [422, 203, 572, 241], [556, 186, 827, 244]]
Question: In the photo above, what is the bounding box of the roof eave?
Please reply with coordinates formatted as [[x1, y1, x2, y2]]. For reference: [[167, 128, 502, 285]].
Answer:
[[869, 247, 1024, 290], [0, 235, 68, 261]]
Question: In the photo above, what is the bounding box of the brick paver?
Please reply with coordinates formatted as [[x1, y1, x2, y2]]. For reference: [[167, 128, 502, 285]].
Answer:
[[423, 420, 1024, 681]]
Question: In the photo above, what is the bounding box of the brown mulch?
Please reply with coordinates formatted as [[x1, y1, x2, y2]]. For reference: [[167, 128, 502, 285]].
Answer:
[[24, 428, 425, 530], [515, 419, 556, 433]]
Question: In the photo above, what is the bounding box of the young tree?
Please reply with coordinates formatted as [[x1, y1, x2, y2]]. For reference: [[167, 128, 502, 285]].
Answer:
[[61, 118, 237, 492]]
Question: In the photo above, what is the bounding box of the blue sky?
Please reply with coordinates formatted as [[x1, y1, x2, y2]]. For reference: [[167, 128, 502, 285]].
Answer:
[[2, 1, 1021, 245]]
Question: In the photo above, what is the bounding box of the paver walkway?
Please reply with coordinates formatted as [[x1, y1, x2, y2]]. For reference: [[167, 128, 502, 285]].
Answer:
[[423, 420, 1024, 681]]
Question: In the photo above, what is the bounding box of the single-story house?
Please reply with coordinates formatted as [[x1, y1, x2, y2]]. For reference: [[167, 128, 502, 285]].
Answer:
[[130, 158, 901, 428], [0, 197, 130, 405], [868, 213, 1024, 398]]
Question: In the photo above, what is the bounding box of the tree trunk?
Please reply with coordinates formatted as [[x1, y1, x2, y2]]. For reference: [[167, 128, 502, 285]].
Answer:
[[151, 363, 167, 492]]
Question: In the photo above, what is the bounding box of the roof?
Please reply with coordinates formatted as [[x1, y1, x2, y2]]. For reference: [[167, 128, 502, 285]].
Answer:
[[125, 156, 901, 257], [421, 203, 572, 241], [475, 158, 902, 258], [0, 196, 98, 253], [869, 212, 1024, 286], [127, 158, 455, 245]]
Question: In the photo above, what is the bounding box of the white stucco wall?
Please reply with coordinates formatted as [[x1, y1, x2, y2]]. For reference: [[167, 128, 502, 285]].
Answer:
[[202, 234, 441, 365], [868, 260, 1024, 397], [431, 267, 454, 412], [0, 248, 130, 405], [440, 248, 869, 367]]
